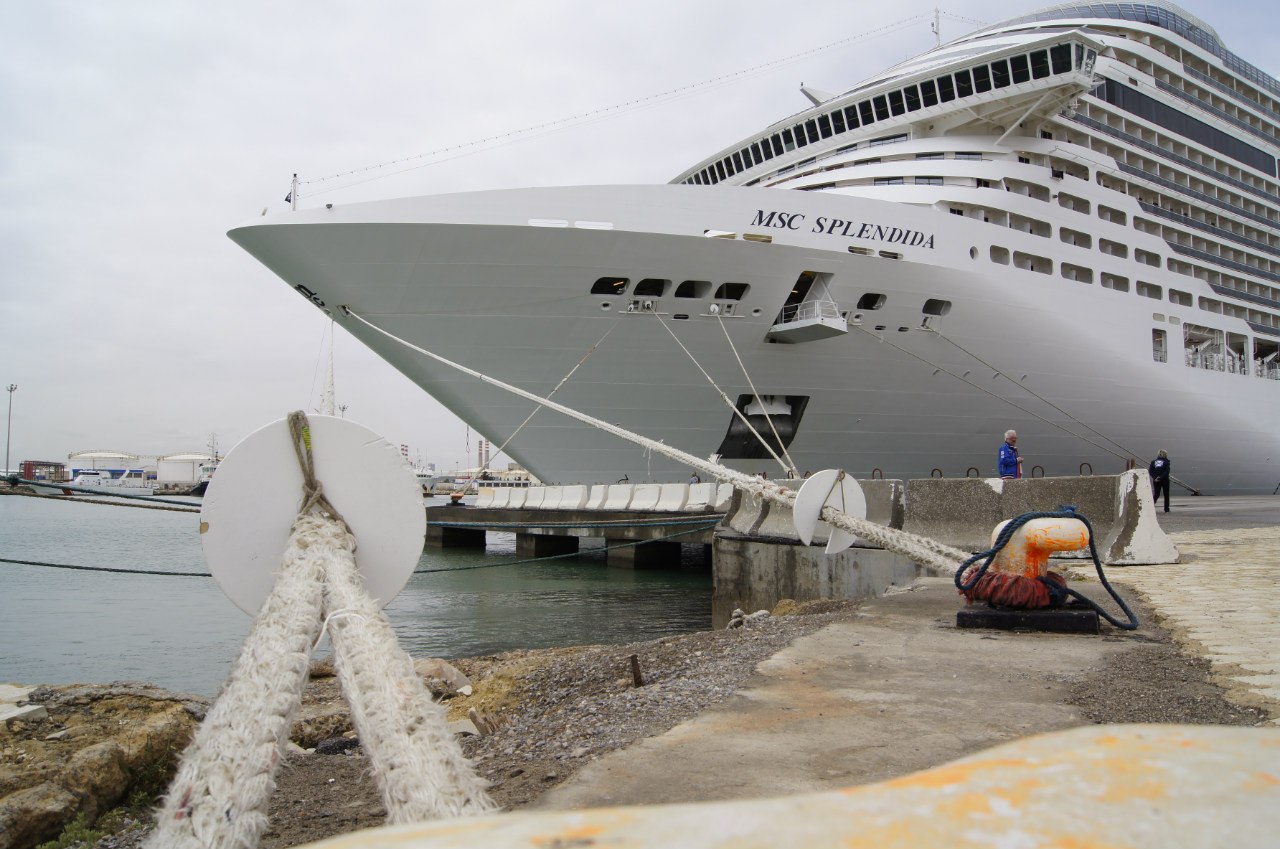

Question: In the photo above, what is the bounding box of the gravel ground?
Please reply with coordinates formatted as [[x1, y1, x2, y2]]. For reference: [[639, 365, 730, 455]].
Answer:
[[85, 592, 1267, 849]]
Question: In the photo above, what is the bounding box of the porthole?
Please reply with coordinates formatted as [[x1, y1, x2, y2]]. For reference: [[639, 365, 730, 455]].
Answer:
[[969, 247, 978, 259], [874, 325, 886, 331], [923, 298, 952, 316], [600, 302, 612, 310], [751, 308, 762, 316], [857, 293, 887, 310], [673, 314, 689, 320]]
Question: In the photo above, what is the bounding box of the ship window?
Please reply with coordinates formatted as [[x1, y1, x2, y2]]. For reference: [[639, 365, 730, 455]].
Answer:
[[1136, 248, 1160, 267], [634, 278, 669, 297], [715, 282, 749, 300], [880, 251, 902, 260], [991, 246, 1010, 264], [1013, 251, 1050, 274], [872, 95, 890, 121], [1010, 54, 1030, 83], [732, 152, 744, 172], [675, 280, 712, 298], [817, 114, 833, 137], [857, 293, 887, 310], [831, 109, 846, 133], [725, 156, 738, 176], [1030, 49, 1050, 79], [715, 161, 726, 180], [1100, 238, 1128, 258], [771, 135, 785, 156], [1050, 43, 1072, 74], [936, 75, 956, 102], [954, 69, 974, 98], [793, 123, 809, 148], [592, 277, 628, 295], [749, 143, 762, 164], [923, 298, 951, 316], [888, 89, 905, 116], [1061, 263, 1093, 283], [972, 65, 992, 93], [904, 85, 921, 111], [991, 59, 1010, 88], [1137, 281, 1162, 300], [1102, 274, 1130, 292], [916, 152, 943, 160], [844, 105, 860, 129], [917, 176, 943, 185], [858, 101, 875, 125], [1169, 289, 1192, 306], [805, 119, 820, 143], [874, 177, 904, 185], [955, 151, 982, 160], [920, 79, 938, 106], [1152, 329, 1168, 362], [782, 128, 796, 152]]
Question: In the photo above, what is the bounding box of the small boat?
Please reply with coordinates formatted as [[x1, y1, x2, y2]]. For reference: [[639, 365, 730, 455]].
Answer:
[[61, 469, 158, 496]]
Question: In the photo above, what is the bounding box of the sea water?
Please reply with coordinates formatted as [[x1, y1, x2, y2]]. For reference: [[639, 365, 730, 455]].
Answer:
[[0, 494, 711, 695]]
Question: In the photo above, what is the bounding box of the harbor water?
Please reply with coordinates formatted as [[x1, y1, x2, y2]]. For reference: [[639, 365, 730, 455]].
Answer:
[[0, 493, 712, 696]]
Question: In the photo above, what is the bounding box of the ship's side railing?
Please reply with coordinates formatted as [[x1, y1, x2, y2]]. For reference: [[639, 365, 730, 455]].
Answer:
[[776, 300, 842, 325]]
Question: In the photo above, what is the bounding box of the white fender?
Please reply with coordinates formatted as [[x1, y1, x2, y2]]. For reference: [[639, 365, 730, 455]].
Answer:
[[792, 470, 867, 553]]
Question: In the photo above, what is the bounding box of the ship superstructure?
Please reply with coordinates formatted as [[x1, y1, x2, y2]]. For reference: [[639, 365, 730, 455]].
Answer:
[[231, 2, 1279, 493]]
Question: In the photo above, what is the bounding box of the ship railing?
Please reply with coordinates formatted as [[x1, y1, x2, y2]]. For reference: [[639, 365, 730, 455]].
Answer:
[[776, 300, 842, 325]]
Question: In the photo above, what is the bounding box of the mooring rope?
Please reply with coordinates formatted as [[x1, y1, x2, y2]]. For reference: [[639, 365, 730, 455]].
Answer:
[[646, 307, 793, 474], [145, 412, 494, 848], [345, 307, 971, 574], [715, 312, 800, 476]]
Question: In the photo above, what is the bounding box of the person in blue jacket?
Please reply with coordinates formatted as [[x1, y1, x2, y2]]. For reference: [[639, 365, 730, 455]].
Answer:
[[998, 429, 1022, 479], [1148, 449, 1171, 512]]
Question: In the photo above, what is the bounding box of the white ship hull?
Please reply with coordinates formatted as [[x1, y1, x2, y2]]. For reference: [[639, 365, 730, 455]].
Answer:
[[230, 184, 1279, 493], [230, 3, 1280, 494]]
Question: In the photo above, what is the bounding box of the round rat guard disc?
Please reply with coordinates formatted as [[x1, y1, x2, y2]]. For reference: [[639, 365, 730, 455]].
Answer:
[[200, 415, 425, 616]]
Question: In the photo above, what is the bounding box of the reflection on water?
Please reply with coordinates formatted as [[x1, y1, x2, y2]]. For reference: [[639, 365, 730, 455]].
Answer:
[[0, 496, 711, 696]]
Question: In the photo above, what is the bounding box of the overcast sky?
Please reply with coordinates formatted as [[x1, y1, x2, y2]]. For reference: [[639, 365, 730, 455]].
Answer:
[[1, 1, 1274, 473]]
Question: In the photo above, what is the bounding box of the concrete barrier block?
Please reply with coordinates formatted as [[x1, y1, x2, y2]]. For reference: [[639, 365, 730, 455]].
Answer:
[[684, 482, 714, 511], [474, 488, 495, 509], [712, 483, 734, 511], [902, 478, 1005, 552], [901, 474, 1178, 565], [559, 485, 590, 510], [630, 484, 662, 511], [657, 483, 688, 511], [586, 484, 608, 510], [507, 488, 527, 509], [488, 488, 511, 509], [524, 487, 546, 509], [1002, 475, 1119, 544], [603, 484, 633, 510], [724, 487, 774, 536], [1099, 469, 1180, 565], [541, 485, 564, 509]]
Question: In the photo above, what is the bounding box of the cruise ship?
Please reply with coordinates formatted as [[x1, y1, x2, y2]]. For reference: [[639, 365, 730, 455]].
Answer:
[[230, 2, 1280, 494]]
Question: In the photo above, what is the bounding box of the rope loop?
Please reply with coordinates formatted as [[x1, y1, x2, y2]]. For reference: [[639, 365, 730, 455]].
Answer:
[[287, 410, 354, 538]]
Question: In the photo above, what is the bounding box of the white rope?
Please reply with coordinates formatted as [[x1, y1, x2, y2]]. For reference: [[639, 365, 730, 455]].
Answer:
[[647, 307, 792, 473], [146, 413, 493, 848], [144, 513, 330, 849], [345, 308, 970, 575], [454, 325, 614, 491], [715, 313, 800, 476], [323, 532, 497, 821]]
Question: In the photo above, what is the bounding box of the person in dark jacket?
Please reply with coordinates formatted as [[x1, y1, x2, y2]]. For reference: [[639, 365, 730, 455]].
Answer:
[[1149, 449, 1171, 512], [998, 430, 1022, 479]]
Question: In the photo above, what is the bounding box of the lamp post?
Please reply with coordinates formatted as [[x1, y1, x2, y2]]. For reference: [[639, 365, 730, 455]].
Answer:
[[5, 384, 16, 477]]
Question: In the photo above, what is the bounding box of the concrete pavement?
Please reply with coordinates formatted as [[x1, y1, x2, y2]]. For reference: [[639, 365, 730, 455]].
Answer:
[[537, 495, 1279, 810]]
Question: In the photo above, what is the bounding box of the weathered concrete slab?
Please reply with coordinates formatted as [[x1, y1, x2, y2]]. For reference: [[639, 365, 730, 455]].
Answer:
[[329, 724, 1280, 848], [902, 477, 1005, 552]]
